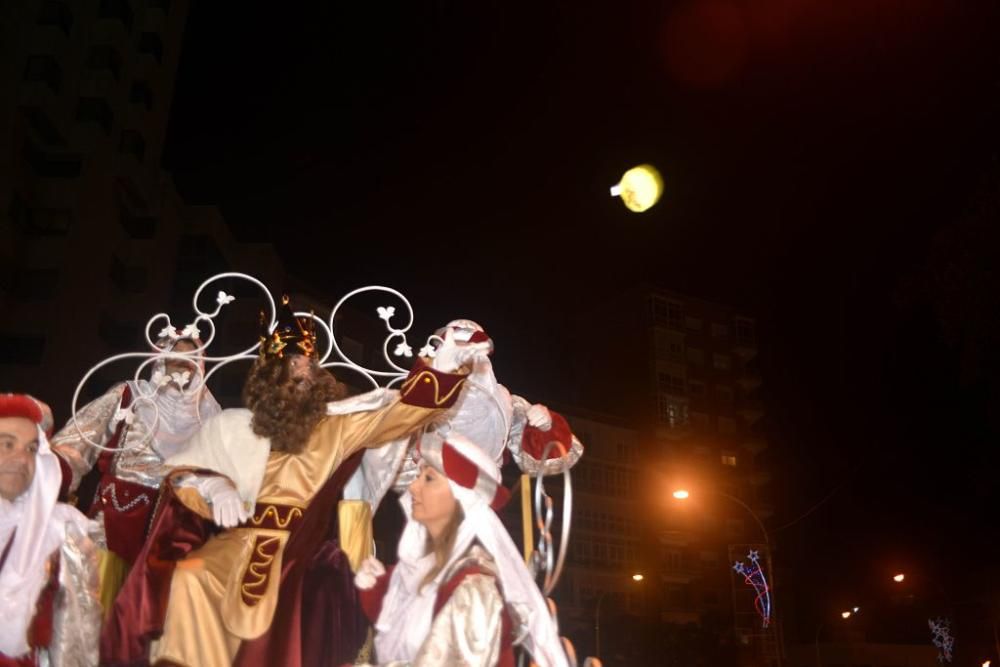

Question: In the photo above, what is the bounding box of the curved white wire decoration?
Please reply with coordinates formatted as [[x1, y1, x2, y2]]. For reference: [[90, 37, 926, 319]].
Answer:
[[531, 440, 573, 597], [69, 273, 277, 453]]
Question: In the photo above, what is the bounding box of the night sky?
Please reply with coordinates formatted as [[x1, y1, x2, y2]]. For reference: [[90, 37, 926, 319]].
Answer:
[[162, 0, 1000, 646]]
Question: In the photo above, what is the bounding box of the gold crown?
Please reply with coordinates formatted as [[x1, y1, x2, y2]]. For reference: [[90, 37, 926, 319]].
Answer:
[[258, 295, 318, 360]]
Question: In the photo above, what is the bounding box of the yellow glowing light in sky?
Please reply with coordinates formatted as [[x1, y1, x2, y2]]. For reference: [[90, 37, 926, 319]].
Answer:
[[672, 489, 690, 500], [632, 573, 645, 582], [893, 573, 905, 582], [610, 164, 664, 213]]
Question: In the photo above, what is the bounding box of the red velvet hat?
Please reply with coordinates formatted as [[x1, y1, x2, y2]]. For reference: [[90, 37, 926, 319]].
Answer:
[[0, 393, 54, 436]]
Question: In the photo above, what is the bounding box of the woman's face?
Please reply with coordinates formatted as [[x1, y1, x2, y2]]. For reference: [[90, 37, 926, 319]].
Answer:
[[409, 463, 458, 534]]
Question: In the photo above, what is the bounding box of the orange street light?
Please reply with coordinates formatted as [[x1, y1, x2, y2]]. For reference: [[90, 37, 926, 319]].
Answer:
[[893, 573, 905, 583], [672, 488, 690, 500], [841, 611, 852, 619], [632, 573, 645, 582]]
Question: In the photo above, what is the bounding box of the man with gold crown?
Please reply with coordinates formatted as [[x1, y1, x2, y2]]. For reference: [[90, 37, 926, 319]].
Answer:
[[101, 296, 482, 667]]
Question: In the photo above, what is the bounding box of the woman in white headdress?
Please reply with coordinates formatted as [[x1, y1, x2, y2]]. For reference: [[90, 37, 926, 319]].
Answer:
[[49, 330, 221, 609], [354, 432, 568, 667]]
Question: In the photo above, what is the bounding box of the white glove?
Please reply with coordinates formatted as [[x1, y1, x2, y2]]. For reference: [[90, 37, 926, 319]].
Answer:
[[354, 556, 386, 590], [430, 328, 490, 373], [197, 476, 250, 528], [526, 404, 553, 431]]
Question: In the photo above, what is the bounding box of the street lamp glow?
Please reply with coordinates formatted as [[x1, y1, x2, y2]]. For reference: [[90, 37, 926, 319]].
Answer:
[[632, 573, 644, 582], [610, 164, 664, 213], [672, 489, 690, 500], [852, 607, 860, 613], [981, 661, 990, 667], [893, 573, 905, 582], [841, 611, 852, 619]]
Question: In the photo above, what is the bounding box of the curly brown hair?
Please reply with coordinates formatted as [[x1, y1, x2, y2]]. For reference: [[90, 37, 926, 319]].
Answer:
[[241, 355, 347, 454]]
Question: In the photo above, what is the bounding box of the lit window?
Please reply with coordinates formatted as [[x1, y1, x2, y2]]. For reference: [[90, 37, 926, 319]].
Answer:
[[651, 296, 683, 328], [658, 371, 686, 394], [658, 394, 688, 428], [721, 453, 737, 466]]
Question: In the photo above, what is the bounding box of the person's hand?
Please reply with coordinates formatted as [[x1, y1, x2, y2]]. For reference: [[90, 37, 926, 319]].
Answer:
[[526, 404, 553, 431], [198, 476, 249, 528], [354, 556, 386, 590]]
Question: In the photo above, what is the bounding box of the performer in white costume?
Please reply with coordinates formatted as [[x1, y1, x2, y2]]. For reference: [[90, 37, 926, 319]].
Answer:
[[346, 319, 584, 512], [354, 433, 568, 667], [49, 331, 220, 608], [0, 394, 101, 667]]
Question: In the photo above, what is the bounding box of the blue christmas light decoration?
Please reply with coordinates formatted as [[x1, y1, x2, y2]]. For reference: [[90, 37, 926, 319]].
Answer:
[[928, 617, 954, 663], [733, 549, 772, 628]]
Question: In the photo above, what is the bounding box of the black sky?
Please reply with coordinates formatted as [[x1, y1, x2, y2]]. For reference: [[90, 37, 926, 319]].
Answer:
[[161, 0, 1000, 645]]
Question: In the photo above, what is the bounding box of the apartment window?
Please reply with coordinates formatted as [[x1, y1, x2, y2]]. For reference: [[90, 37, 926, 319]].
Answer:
[[8, 195, 72, 237], [38, 1, 73, 35], [686, 347, 704, 366], [77, 98, 114, 135], [721, 453, 738, 467], [712, 353, 731, 371], [657, 394, 688, 428], [129, 81, 154, 110], [654, 330, 684, 360], [736, 317, 755, 345], [0, 336, 46, 364], [22, 141, 81, 178], [650, 296, 683, 328], [718, 417, 737, 435], [684, 316, 702, 331], [23, 55, 62, 92], [688, 380, 706, 397], [711, 322, 729, 339], [716, 385, 734, 405], [658, 371, 686, 395], [99, 0, 133, 30], [86, 45, 123, 80], [663, 548, 683, 570], [25, 108, 66, 146], [616, 442, 633, 463], [119, 130, 146, 162], [138, 32, 164, 63], [12, 269, 59, 300]]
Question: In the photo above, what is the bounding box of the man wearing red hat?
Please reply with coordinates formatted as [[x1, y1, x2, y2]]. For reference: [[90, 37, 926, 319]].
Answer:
[[101, 297, 478, 667], [0, 394, 101, 667]]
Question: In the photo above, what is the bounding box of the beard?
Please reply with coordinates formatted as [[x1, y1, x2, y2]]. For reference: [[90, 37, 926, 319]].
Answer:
[[242, 356, 346, 454]]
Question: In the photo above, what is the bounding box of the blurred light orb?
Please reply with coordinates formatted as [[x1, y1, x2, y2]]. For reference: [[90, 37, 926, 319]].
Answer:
[[893, 573, 905, 583], [632, 573, 645, 582], [672, 489, 690, 500], [610, 164, 664, 213], [841, 611, 852, 619]]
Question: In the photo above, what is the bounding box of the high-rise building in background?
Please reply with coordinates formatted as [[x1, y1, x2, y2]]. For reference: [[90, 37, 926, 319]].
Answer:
[[560, 284, 780, 666], [1, 0, 283, 412]]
